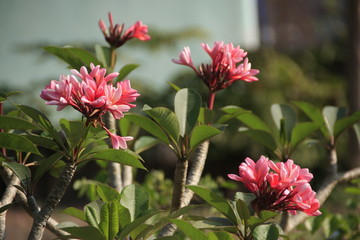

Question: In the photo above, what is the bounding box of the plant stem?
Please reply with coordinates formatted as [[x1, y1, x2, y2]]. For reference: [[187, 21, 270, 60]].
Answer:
[[170, 158, 189, 211], [27, 163, 76, 240]]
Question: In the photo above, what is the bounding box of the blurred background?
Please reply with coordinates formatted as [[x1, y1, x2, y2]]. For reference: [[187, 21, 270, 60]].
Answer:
[[1, 0, 360, 238]]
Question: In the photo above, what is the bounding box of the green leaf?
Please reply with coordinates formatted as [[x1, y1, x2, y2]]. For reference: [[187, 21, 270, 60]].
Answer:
[[95, 45, 110, 68], [120, 184, 149, 221], [239, 129, 277, 151], [167, 81, 181, 91], [294, 101, 327, 136], [34, 152, 63, 183], [0, 91, 22, 101], [271, 104, 296, 143], [62, 207, 86, 222], [252, 224, 280, 240], [0, 116, 40, 130], [2, 162, 31, 188], [334, 111, 360, 140], [99, 202, 119, 240], [43, 46, 102, 69], [125, 113, 169, 144], [24, 135, 59, 150], [174, 88, 201, 137], [186, 185, 237, 224], [198, 107, 214, 125], [0, 133, 42, 156], [117, 210, 160, 239], [18, 105, 63, 148], [354, 123, 360, 147], [134, 136, 160, 154], [60, 226, 105, 240], [189, 125, 222, 149], [322, 106, 347, 138], [59, 119, 87, 149], [208, 231, 236, 240], [116, 64, 140, 82], [236, 199, 250, 225], [92, 149, 146, 170], [170, 219, 207, 240], [248, 211, 278, 229], [192, 217, 236, 231], [96, 184, 121, 203], [118, 203, 131, 230], [85, 202, 102, 228], [143, 105, 180, 143], [290, 122, 319, 151]]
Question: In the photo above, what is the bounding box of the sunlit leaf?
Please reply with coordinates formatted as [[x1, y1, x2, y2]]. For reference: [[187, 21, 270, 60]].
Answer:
[[2, 161, 31, 188], [189, 125, 222, 150], [34, 152, 63, 183], [62, 207, 86, 222], [239, 128, 277, 151], [92, 149, 146, 170], [95, 45, 110, 68], [99, 202, 119, 240], [208, 231, 236, 240], [59, 119, 87, 149], [290, 122, 319, 151], [334, 111, 360, 140], [134, 136, 160, 154], [120, 184, 149, 221], [322, 106, 347, 138], [96, 184, 121, 203], [143, 105, 180, 143], [271, 104, 296, 143], [125, 113, 169, 144], [116, 64, 140, 83], [60, 226, 105, 240], [252, 224, 279, 240]]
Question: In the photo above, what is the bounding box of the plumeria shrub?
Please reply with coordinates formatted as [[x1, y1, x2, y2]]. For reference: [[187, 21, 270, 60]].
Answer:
[[1, 11, 360, 240]]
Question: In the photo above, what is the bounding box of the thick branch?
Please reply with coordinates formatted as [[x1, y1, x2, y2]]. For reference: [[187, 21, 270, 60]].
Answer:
[[0, 174, 20, 240], [28, 163, 76, 240], [283, 167, 360, 232]]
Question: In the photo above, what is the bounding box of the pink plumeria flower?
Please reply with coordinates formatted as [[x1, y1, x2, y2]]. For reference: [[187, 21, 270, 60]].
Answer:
[[228, 156, 321, 216], [104, 127, 133, 149], [40, 64, 139, 150], [173, 41, 259, 93], [98, 12, 151, 48]]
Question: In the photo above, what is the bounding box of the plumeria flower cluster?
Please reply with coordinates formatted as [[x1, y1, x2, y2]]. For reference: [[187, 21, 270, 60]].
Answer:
[[40, 63, 139, 149], [98, 12, 151, 48], [172, 41, 259, 93], [228, 156, 321, 216]]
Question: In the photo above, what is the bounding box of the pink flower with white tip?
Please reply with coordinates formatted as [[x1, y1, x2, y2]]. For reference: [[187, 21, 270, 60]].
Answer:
[[40, 64, 139, 149], [228, 156, 321, 216]]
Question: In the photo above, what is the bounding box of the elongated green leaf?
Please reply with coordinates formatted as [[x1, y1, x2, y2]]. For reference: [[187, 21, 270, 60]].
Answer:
[[334, 111, 360, 140], [18, 105, 63, 147], [236, 199, 250, 225], [0, 116, 40, 130], [236, 112, 272, 133], [208, 231, 236, 240], [219, 105, 252, 124], [24, 135, 58, 150], [190, 125, 222, 149], [120, 184, 149, 221], [294, 101, 327, 136], [174, 88, 201, 137], [60, 226, 105, 240], [290, 122, 319, 151], [167, 81, 181, 91], [44, 46, 102, 69], [116, 64, 140, 82], [322, 106, 347, 138], [134, 136, 160, 154], [239, 129, 277, 151], [248, 210, 278, 229], [186, 185, 237, 224], [118, 203, 131, 230], [252, 224, 280, 240], [60, 119, 87, 149], [97, 184, 121, 203], [34, 152, 63, 183], [2, 162, 31, 188], [192, 217, 236, 231], [271, 104, 296, 143], [143, 105, 180, 143], [0, 91, 22, 101], [99, 202, 119, 240], [117, 210, 160, 239], [62, 207, 86, 222], [354, 123, 360, 147], [198, 107, 214, 125], [92, 149, 146, 170], [170, 219, 208, 240], [95, 45, 110, 68], [125, 113, 169, 144], [85, 205, 101, 228], [0, 133, 42, 156]]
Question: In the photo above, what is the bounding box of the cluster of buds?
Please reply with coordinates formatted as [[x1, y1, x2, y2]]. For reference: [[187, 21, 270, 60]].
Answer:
[[172, 41, 259, 93], [40, 64, 139, 149], [228, 156, 321, 216], [98, 12, 151, 48]]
